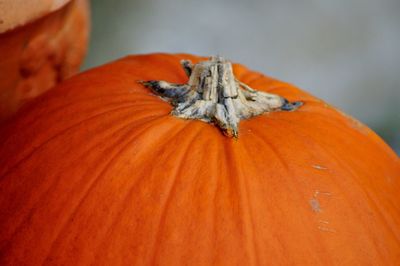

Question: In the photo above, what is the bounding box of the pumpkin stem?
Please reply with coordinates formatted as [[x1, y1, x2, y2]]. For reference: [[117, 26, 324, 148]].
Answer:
[[141, 56, 302, 137]]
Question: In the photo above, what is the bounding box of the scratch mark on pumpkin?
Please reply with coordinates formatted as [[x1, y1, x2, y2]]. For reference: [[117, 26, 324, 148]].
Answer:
[[312, 165, 328, 170], [313, 190, 332, 198], [310, 193, 336, 233], [318, 226, 336, 233]]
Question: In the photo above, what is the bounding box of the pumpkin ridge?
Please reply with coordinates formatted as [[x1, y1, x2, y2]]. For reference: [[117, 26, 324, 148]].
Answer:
[[264, 116, 400, 262], [206, 131, 225, 263], [268, 106, 378, 144], [252, 119, 382, 261], [267, 115, 395, 202], [247, 124, 326, 252], [316, 142, 400, 245], [0, 114, 170, 263], [168, 126, 225, 263], [233, 141, 263, 265], [248, 121, 371, 263], [272, 113, 397, 164], [219, 141, 259, 265], [14, 88, 165, 131], [40, 116, 184, 264], [149, 124, 208, 265], [314, 141, 400, 262], [1, 108, 162, 231], [0, 103, 166, 178], [23, 94, 165, 130], [98, 123, 222, 264], [240, 131, 319, 263]]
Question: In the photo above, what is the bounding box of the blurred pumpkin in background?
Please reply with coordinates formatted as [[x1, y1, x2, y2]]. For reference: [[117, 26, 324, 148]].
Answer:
[[0, 0, 89, 121], [0, 54, 398, 265]]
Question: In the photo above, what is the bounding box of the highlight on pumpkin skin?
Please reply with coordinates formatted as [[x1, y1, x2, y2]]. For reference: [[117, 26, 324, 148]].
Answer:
[[140, 56, 303, 137]]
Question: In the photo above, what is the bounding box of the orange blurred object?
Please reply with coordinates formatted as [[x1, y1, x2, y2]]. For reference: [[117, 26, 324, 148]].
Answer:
[[0, 0, 89, 121]]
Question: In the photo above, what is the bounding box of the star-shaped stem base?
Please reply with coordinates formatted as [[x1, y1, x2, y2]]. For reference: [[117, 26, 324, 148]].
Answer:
[[141, 56, 302, 137]]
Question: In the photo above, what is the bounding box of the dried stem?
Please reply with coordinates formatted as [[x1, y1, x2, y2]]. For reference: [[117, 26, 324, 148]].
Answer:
[[141, 56, 302, 137]]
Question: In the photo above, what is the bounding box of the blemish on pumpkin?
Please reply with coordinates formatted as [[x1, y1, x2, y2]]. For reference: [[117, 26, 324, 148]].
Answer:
[[310, 198, 321, 212], [310, 190, 331, 212], [311, 193, 336, 232], [314, 190, 331, 198], [318, 226, 336, 233], [312, 165, 328, 170]]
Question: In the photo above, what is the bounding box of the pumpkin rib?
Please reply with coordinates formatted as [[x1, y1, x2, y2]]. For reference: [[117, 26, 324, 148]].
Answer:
[[241, 132, 331, 264], [204, 132, 236, 264], [237, 70, 296, 92], [226, 141, 260, 265], [206, 131, 224, 264], [0, 85, 169, 151], [149, 124, 208, 265], [271, 114, 399, 210], [291, 111, 399, 207], [305, 134, 400, 264], [0, 103, 167, 178], [96, 124, 222, 265], [248, 115, 400, 264], [13, 94, 166, 137], [40, 116, 185, 264], [44, 118, 199, 264], [0, 116, 122, 251], [272, 113, 399, 178], [0, 113, 169, 260], [244, 124, 329, 264], [307, 137, 400, 247], [268, 107, 389, 153], [266, 115, 400, 261], [194, 128, 224, 264]]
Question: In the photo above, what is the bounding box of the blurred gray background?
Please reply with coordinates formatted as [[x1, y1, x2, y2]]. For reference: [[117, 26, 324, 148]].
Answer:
[[84, 0, 400, 153]]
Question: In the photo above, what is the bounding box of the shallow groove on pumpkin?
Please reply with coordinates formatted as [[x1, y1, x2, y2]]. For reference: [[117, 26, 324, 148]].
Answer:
[[149, 124, 207, 264], [91, 124, 199, 263], [11, 91, 167, 138], [0, 104, 167, 178], [265, 115, 400, 262], [244, 125, 330, 264], [40, 116, 186, 264], [224, 141, 260, 265], [0, 114, 172, 264], [239, 133, 301, 262]]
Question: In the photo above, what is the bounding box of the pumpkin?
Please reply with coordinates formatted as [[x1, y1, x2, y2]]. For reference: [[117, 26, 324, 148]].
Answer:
[[0, 0, 89, 121], [0, 53, 399, 265]]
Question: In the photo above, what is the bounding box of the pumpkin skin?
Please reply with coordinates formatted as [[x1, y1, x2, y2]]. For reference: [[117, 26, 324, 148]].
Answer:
[[0, 53, 399, 265], [0, 0, 89, 121]]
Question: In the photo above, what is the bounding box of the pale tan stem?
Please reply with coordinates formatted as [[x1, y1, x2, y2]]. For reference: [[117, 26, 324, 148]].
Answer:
[[141, 56, 302, 137]]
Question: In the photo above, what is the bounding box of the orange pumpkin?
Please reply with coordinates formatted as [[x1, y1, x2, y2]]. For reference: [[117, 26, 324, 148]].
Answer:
[[0, 54, 399, 265], [0, 0, 89, 121]]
